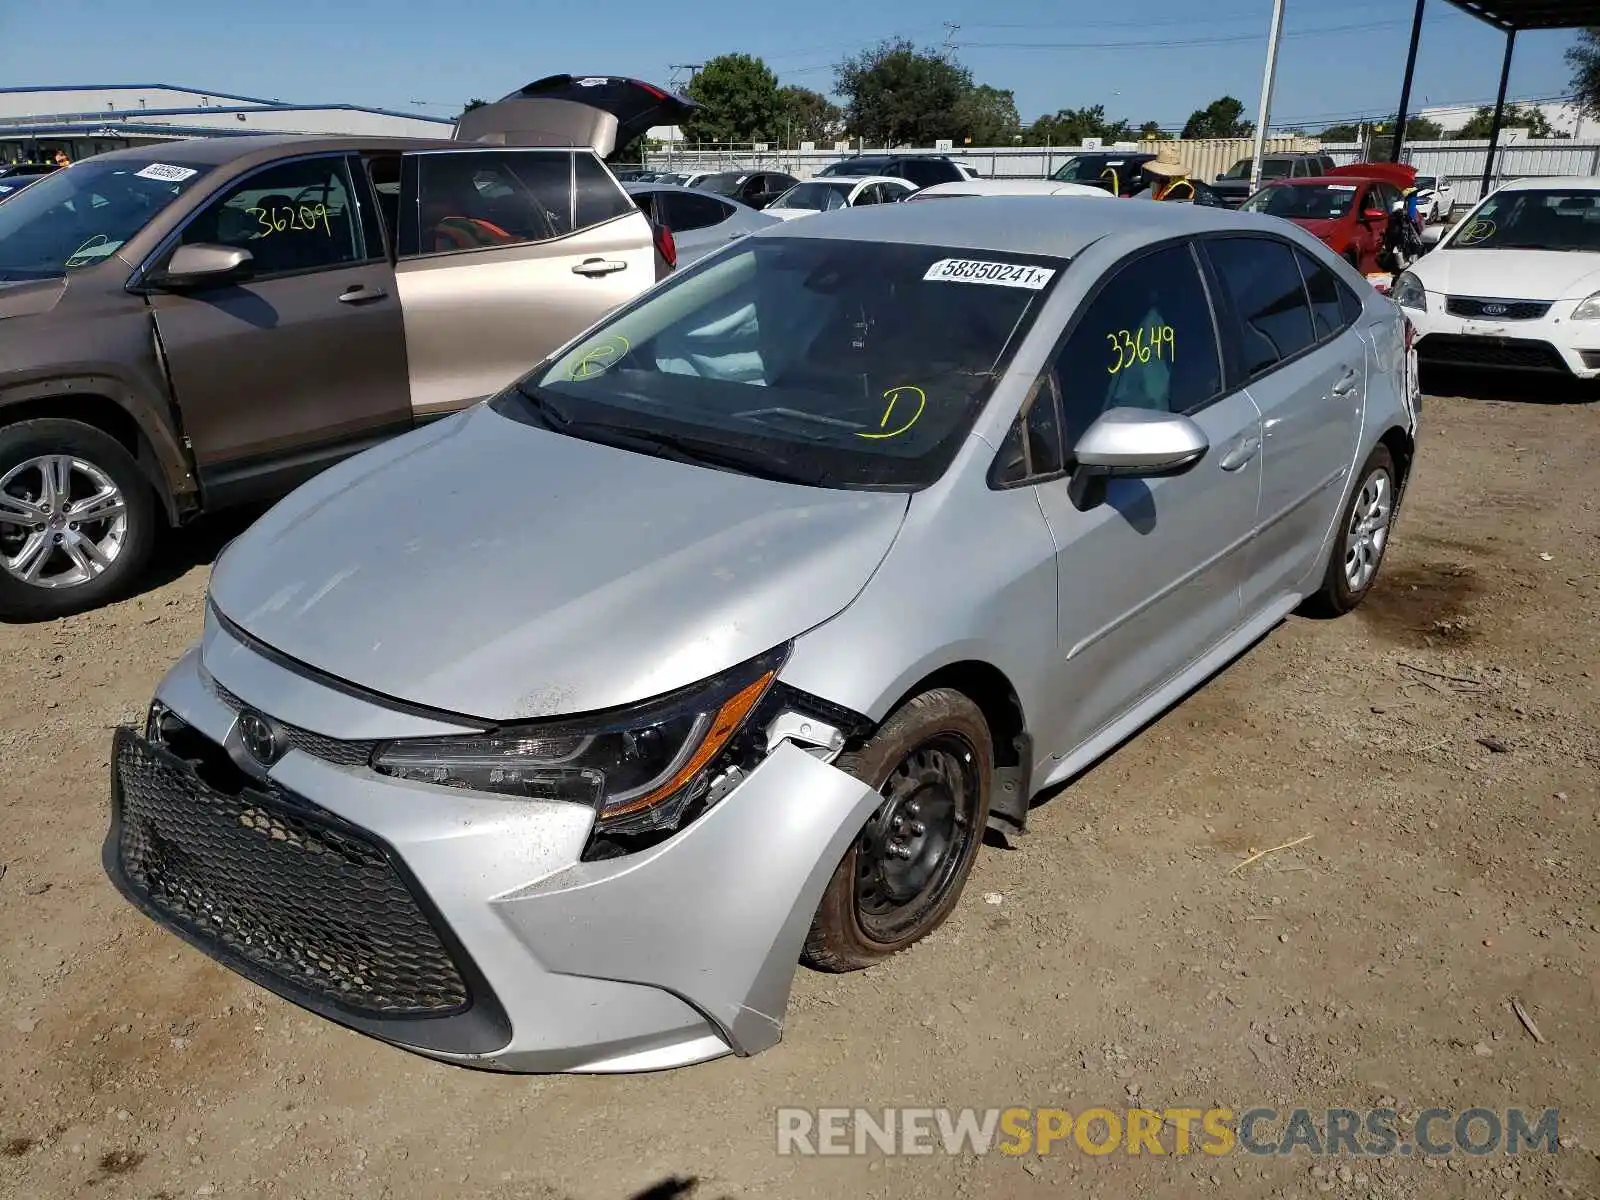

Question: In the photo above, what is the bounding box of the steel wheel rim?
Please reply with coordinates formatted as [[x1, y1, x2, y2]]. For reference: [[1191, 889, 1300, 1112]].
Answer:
[[0, 454, 128, 589], [1343, 467, 1392, 593], [854, 733, 981, 944]]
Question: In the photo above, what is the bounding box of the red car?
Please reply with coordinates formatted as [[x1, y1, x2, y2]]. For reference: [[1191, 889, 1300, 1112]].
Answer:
[[1239, 162, 1416, 274]]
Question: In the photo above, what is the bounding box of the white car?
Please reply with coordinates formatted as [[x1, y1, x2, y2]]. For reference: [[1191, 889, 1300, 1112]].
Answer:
[[1413, 173, 1454, 224], [1394, 176, 1600, 379], [908, 179, 1115, 201], [764, 176, 916, 220]]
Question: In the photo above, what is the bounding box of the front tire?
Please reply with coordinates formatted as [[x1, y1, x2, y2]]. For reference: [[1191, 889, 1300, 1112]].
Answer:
[[802, 688, 993, 973], [1303, 445, 1397, 617], [0, 420, 156, 621]]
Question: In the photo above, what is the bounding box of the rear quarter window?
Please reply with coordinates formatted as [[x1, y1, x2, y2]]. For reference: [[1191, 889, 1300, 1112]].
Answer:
[[574, 154, 636, 230]]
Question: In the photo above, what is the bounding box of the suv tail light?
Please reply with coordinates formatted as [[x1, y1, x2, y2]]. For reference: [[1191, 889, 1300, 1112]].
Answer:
[[653, 221, 677, 270]]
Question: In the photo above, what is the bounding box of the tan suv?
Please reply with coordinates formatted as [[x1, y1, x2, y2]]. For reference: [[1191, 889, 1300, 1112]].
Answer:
[[0, 75, 692, 619]]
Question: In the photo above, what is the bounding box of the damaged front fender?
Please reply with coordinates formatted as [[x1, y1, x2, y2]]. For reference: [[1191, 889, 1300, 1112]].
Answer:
[[503, 742, 883, 1055]]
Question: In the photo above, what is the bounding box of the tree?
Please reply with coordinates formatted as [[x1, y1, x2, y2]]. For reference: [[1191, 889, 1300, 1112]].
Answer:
[[776, 85, 842, 145], [1139, 121, 1172, 141], [1568, 27, 1600, 118], [1319, 122, 1361, 141], [955, 84, 1021, 146], [1181, 96, 1252, 139], [1026, 105, 1131, 145], [682, 53, 784, 145], [459, 98, 488, 118], [1450, 102, 1563, 139], [834, 38, 973, 145]]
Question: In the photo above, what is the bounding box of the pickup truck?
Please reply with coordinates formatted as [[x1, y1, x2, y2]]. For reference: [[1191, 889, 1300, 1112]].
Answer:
[[0, 75, 693, 619]]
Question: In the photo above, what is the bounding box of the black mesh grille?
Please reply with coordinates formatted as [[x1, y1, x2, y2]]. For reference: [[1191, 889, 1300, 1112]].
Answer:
[[1417, 335, 1567, 371], [112, 728, 470, 1017], [1444, 296, 1552, 321], [208, 678, 377, 767]]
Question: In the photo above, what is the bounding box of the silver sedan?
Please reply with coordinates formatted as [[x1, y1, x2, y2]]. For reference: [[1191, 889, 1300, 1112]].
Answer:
[[106, 197, 1418, 1075], [625, 182, 779, 266]]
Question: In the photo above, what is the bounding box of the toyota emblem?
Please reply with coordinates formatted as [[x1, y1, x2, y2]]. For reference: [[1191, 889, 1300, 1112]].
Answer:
[[1481, 303, 1507, 316], [237, 710, 281, 765]]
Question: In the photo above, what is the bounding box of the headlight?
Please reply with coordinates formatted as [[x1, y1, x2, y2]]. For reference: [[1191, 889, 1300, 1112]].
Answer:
[[1571, 291, 1600, 320], [372, 644, 788, 835], [1390, 271, 1427, 312]]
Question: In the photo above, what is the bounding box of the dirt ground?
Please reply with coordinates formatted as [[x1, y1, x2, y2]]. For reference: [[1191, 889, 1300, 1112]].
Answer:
[[2, 373, 1598, 1200]]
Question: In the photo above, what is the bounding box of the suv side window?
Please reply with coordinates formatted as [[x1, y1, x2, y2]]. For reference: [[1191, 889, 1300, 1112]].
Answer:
[[1204, 237, 1317, 378], [179, 155, 363, 278], [1049, 242, 1223, 452], [664, 190, 734, 231], [413, 151, 567, 256], [574, 152, 635, 230]]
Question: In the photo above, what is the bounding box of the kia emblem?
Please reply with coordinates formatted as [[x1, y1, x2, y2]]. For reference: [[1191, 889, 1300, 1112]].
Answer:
[[237, 710, 281, 765], [1481, 303, 1507, 316]]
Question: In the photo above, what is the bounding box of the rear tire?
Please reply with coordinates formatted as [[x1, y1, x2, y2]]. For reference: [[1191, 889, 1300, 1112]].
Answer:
[[1303, 445, 1397, 618], [802, 688, 992, 973], [0, 420, 156, 621]]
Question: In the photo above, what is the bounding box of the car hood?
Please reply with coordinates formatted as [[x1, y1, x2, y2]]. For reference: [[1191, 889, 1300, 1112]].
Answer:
[[1414, 248, 1600, 301], [0, 277, 65, 320], [1291, 217, 1345, 241], [208, 405, 910, 722]]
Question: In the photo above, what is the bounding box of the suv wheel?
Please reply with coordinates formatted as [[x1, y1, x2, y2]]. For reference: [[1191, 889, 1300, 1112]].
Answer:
[[0, 419, 156, 621]]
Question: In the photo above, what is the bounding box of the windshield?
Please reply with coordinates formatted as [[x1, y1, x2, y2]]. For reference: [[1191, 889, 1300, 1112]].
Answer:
[[697, 173, 748, 197], [1414, 175, 1437, 190], [1222, 158, 1293, 181], [771, 181, 852, 212], [502, 237, 1060, 490], [819, 159, 884, 178], [1050, 156, 1110, 183], [1241, 183, 1360, 220], [1447, 189, 1600, 252], [0, 157, 212, 281]]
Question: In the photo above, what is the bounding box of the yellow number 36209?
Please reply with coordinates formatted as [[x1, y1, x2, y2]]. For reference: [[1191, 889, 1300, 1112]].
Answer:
[[1106, 325, 1176, 375]]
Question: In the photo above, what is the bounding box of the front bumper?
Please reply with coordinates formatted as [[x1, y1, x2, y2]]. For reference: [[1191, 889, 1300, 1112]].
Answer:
[[103, 619, 883, 1074], [1409, 294, 1600, 377]]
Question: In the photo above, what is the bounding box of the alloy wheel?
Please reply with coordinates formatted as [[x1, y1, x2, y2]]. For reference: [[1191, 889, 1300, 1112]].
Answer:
[[0, 454, 129, 589], [1343, 467, 1393, 593]]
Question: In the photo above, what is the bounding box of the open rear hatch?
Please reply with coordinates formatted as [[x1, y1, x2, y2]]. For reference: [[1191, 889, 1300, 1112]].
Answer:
[[453, 75, 697, 160], [1324, 162, 1418, 189]]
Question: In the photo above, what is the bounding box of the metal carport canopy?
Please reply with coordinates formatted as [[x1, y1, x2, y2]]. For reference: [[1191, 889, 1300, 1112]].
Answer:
[[1391, 0, 1600, 193]]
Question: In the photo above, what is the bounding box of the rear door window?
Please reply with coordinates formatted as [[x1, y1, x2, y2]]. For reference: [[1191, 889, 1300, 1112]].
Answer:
[[1295, 248, 1359, 341], [1204, 237, 1317, 378], [574, 153, 636, 230], [663, 190, 735, 231], [413, 150, 567, 255], [179, 155, 363, 278]]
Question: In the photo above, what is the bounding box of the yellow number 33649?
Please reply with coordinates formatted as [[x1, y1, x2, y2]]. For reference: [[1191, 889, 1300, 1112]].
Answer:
[[1106, 325, 1176, 375]]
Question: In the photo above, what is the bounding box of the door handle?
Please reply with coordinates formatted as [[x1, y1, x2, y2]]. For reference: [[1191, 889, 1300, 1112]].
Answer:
[[1218, 435, 1260, 472], [1331, 368, 1359, 397], [338, 284, 387, 304], [573, 258, 628, 277]]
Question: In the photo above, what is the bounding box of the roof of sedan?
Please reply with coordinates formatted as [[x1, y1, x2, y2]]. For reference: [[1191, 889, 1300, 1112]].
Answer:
[[760, 195, 1280, 256]]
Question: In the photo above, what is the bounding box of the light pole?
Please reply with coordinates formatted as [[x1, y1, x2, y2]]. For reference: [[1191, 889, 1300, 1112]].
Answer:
[[1248, 0, 1286, 193]]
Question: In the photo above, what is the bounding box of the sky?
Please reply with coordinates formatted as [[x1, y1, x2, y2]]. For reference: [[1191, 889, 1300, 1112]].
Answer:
[[0, 0, 1581, 133]]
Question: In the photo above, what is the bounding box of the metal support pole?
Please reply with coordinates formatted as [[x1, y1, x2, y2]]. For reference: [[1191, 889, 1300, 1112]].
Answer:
[[1248, 0, 1286, 193], [1479, 27, 1517, 199], [1391, 0, 1427, 162]]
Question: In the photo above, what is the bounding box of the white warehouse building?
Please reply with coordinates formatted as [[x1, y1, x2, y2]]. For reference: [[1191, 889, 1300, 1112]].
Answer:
[[0, 83, 456, 162]]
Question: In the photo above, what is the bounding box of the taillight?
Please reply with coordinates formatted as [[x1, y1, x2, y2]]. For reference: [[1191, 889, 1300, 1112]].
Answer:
[[653, 222, 677, 269]]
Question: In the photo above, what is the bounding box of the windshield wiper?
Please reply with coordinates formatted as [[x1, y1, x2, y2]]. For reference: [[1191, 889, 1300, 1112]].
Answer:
[[511, 383, 575, 428], [571, 422, 817, 485]]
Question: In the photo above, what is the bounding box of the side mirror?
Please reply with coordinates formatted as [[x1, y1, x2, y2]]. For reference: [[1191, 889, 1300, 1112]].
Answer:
[[150, 243, 253, 290], [1421, 224, 1445, 247], [1068, 408, 1209, 510], [1361, 208, 1387, 224], [1215, 173, 1227, 183]]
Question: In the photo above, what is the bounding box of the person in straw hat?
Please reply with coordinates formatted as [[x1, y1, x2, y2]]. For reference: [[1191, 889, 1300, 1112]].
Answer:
[[1133, 147, 1195, 202]]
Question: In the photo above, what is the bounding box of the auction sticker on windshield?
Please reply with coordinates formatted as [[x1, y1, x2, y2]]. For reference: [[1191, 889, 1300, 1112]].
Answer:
[[134, 163, 198, 183], [923, 259, 1055, 289]]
